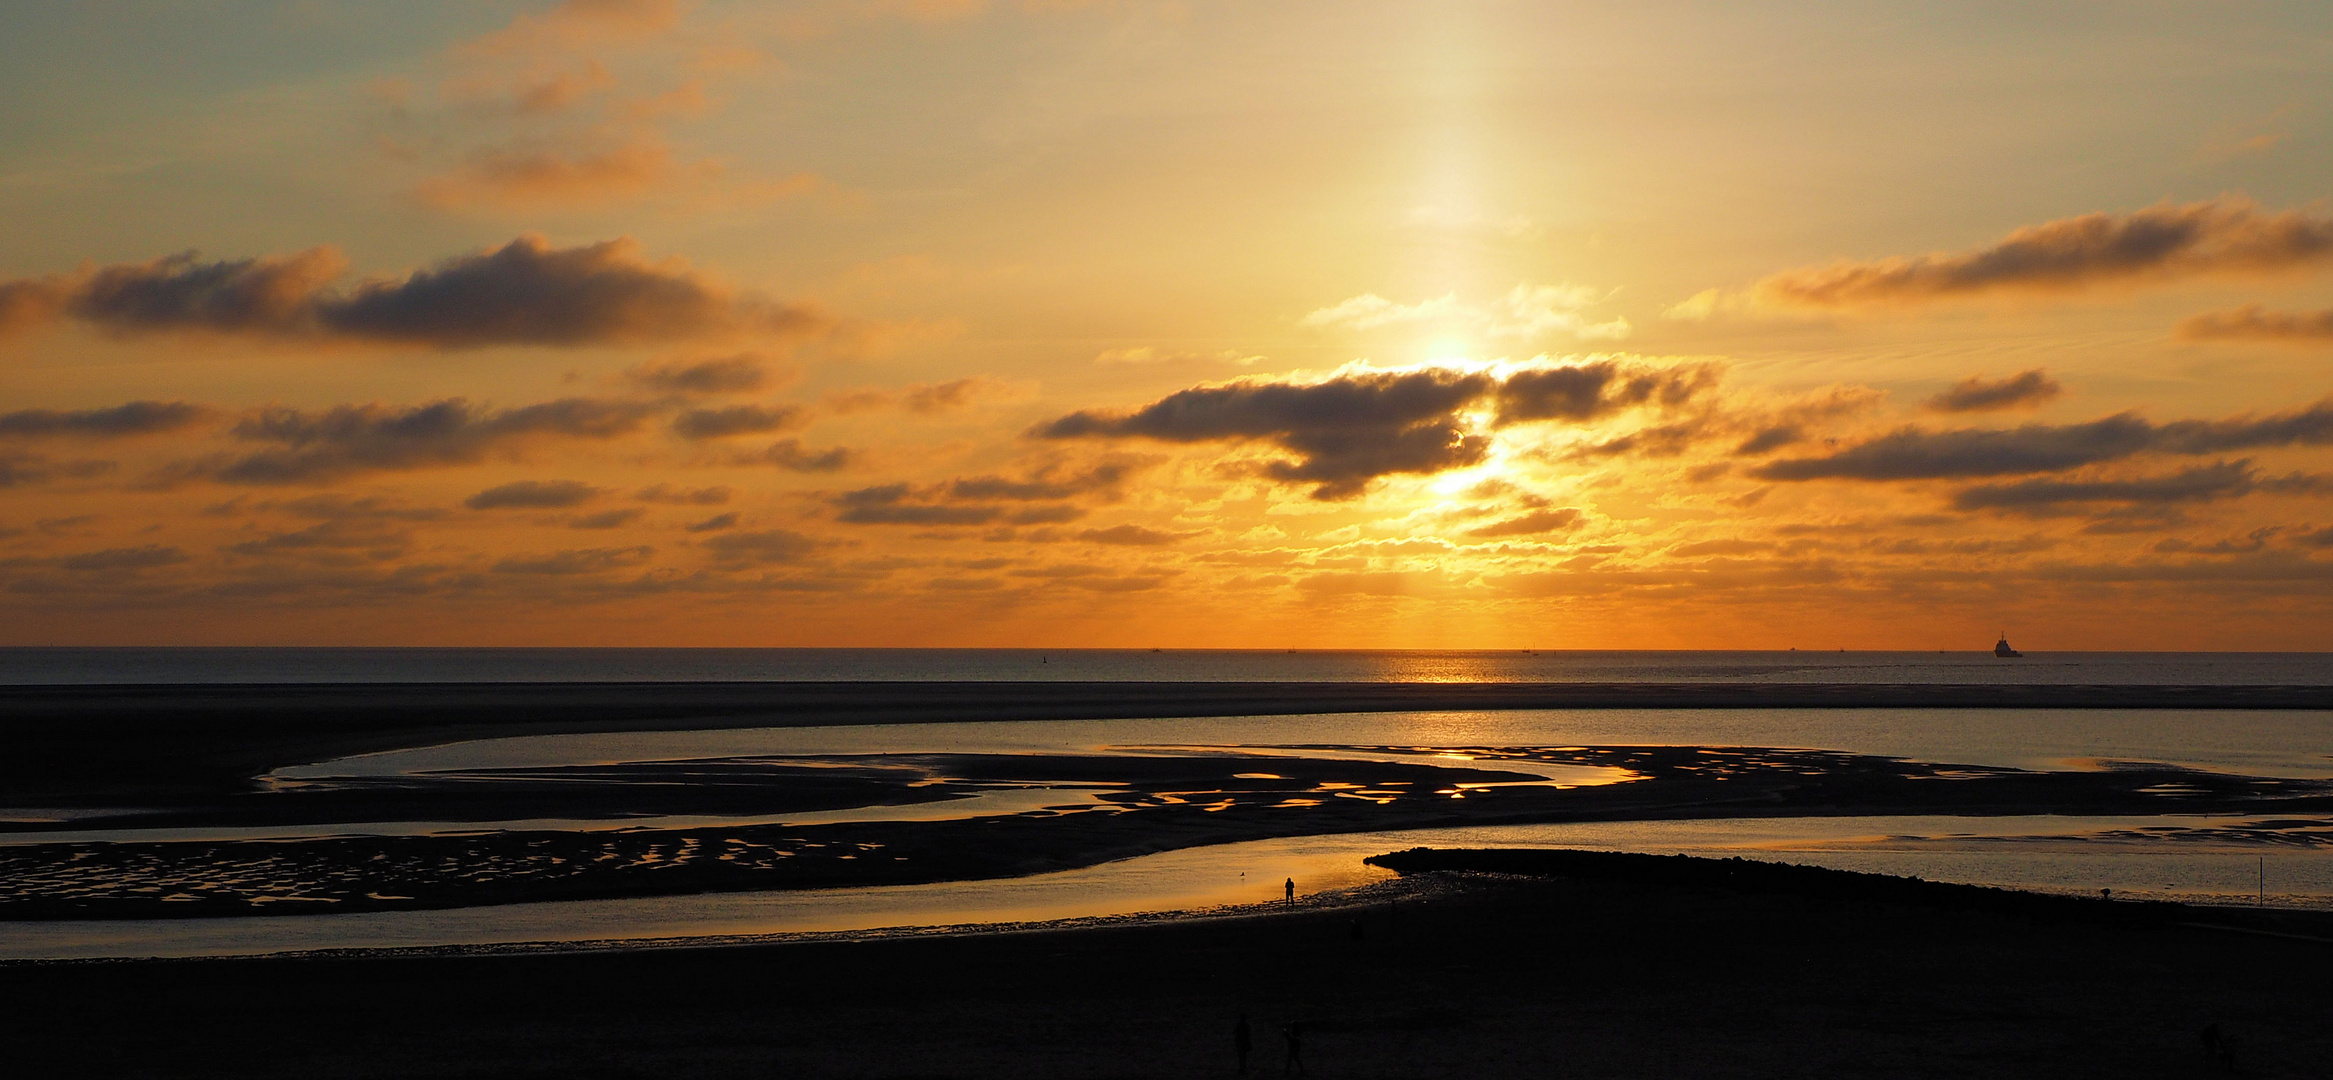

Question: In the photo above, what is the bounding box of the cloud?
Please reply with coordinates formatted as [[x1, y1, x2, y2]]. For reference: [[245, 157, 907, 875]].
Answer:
[[570, 507, 645, 529], [1035, 360, 1708, 498], [54, 545, 188, 571], [1465, 508, 1584, 538], [1299, 284, 1628, 341], [698, 529, 819, 565], [0, 453, 114, 488], [823, 376, 1017, 415], [492, 545, 655, 574], [223, 519, 413, 560], [671, 404, 805, 439], [1075, 524, 1195, 545], [1093, 347, 1267, 366], [830, 483, 1089, 526], [465, 479, 604, 509], [1757, 399, 2333, 482], [412, 141, 690, 210], [683, 511, 739, 532], [624, 354, 778, 394], [1755, 199, 2333, 308], [635, 483, 729, 504], [1925, 370, 2062, 413], [466, 0, 683, 55], [0, 401, 209, 438], [0, 236, 823, 350], [178, 397, 660, 485], [1950, 461, 2264, 512], [752, 439, 853, 471], [2175, 304, 2333, 343]]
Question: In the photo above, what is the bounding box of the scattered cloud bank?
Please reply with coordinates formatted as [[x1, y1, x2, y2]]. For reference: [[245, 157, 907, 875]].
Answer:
[[1035, 360, 1709, 498], [0, 236, 822, 350], [829, 458, 1147, 525], [176, 397, 662, 485], [2176, 304, 2333, 343], [1753, 199, 2333, 308], [1925, 370, 2062, 413], [0, 402, 210, 438], [1757, 399, 2333, 481]]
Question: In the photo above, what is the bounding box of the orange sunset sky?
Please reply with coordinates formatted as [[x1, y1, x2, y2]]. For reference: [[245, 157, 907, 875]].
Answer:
[[3, 1, 2332, 649]]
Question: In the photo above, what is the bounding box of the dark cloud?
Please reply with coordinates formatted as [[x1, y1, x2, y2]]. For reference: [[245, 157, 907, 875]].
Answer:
[[0, 236, 822, 349], [0, 401, 209, 439], [54, 545, 187, 571], [1758, 399, 2333, 482], [671, 404, 804, 440], [1036, 362, 1703, 499], [223, 519, 411, 560], [492, 545, 654, 574], [2295, 525, 2333, 548], [1926, 370, 2062, 413], [176, 397, 658, 485], [683, 511, 739, 533], [624, 354, 777, 394], [635, 483, 729, 505], [754, 439, 853, 472], [699, 529, 818, 565], [1494, 362, 1715, 423], [465, 479, 604, 509], [827, 460, 1138, 525], [569, 508, 645, 529], [1950, 461, 2262, 512], [2175, 304, 2333, 343], [261, 494, 449, 522], [1757, 199, 2333, 307], [0, 454, 114, 488], [1733, 425, 1803, 455], [944, 459, 1145, 501], [1465, 508, 1584, 538], [830, 484, 1085, 526]]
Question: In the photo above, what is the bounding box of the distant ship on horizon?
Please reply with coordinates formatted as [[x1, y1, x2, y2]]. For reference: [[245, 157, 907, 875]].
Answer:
[[1994, 634, 2023, 658]]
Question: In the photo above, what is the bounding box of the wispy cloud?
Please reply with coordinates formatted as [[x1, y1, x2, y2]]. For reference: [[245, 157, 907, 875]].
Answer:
[[1299, 283, 1629, 342], [1752, 199, 2333, 308], [1925, 370, 2062, 413], [1757, 399, 2333, 482], [2175, 304, 2333, 343]]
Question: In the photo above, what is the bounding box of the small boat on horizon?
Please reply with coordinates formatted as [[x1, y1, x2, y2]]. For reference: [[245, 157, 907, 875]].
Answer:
[[1994, 634, 2023, 658]]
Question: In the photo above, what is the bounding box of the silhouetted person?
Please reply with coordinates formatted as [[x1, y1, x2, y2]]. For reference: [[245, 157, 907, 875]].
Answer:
[[1234, 1013, 1253, 1075], [1281, 1020, 1305, 1075], [1284, 877, 1295, 906], [2200, 1023, 2221, 1062]]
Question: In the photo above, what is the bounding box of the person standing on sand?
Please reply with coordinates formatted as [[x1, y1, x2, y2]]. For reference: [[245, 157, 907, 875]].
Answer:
[[1284, 877, 1295, 906], [1234, 1012, 1253, 1075], [1281, 1019, 1305, 1075]]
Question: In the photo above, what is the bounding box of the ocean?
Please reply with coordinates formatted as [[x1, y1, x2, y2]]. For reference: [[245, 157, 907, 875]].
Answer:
[[4, 646, 2332, 685]]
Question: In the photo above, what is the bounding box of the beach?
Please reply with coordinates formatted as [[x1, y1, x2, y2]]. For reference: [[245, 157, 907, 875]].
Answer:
[[8, 850, 2331, 1078]]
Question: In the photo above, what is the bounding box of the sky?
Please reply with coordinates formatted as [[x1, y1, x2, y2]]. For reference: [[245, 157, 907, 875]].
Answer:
[[2, 0, 2332, 649]]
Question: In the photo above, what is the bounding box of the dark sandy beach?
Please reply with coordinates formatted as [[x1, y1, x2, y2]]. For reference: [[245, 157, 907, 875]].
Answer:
[[7, 850, 2331, 1079]]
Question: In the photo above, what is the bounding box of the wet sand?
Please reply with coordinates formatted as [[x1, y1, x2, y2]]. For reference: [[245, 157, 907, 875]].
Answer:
[[8, 850, 2331, 1079], [10, 679, 2332, 804], [10, 744, 2329, 920]]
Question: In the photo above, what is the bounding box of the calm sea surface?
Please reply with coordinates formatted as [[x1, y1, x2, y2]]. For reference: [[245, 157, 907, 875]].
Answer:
[[3, 647, 2331, 684]]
